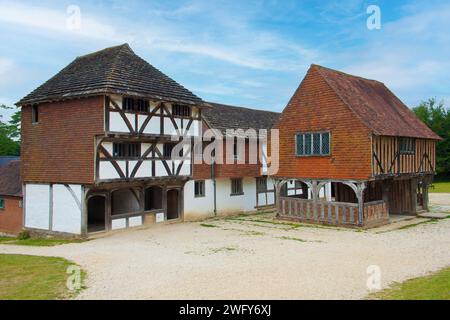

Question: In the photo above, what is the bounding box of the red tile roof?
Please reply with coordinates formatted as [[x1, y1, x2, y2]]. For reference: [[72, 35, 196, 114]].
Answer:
[[0, 160, 22, 197], [313, 65, 442, 140]]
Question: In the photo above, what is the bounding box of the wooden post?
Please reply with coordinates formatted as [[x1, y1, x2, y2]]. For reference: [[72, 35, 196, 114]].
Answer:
[[356, 182, 366, 226], [312, 180, 318, 220], [411, 178, 418, 215], [381, 179, 391, 214], [423, 182, 429, 212]]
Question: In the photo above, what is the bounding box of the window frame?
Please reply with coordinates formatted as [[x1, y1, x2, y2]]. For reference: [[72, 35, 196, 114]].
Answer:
[[399, 137, 416, 155], [256, 177, 268, 192], [194, 180, 206, 198], [172, 104, 191, 117], [0, 197, 4, 210], [230, 178, 244, 196], [112, 142, 141, 159], [31, 104, 39, 124], [122, 97, 150, 113], [295, 131, 331, 157]]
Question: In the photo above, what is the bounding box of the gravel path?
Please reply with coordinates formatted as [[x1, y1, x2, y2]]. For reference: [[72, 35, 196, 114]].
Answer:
[[1, 202, 450, 300]]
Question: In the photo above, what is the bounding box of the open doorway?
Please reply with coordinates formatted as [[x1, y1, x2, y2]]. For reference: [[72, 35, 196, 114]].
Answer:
[[87, 195, 106, 233], [166, 189, 179, 220]]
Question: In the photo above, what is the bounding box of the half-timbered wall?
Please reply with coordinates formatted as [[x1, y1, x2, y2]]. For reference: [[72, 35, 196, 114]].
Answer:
[[372, 136, 436, 176], [106, 95, 201, 137], [96, 140, 191, 181]]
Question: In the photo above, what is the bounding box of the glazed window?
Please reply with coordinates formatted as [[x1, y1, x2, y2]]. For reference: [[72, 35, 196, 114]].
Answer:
[[194, 180, 205, 198], [296, 132, 330, 156], [31, 104, 39, 123], [399, 138, 415, 155], [256, 177, 268, 192], [231, 178, 243, 196], [122, 97, 135, 111], [136, 99, 149, 112], [172, 104, 191, 117], [113, 143, 141, 158], [0, 197, 4, 209], [163, 143, 183, 158]]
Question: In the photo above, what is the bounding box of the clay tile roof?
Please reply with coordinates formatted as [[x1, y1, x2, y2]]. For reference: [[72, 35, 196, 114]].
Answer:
[[0, 160, 22, 197], [312, 65, 442, 140], [203, 102, 280, 135], [17, 44, 204, 106]]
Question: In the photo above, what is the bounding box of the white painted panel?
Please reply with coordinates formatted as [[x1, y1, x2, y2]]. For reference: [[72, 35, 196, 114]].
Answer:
[[129, 216, 143, 227], [112, 219, 126, 230], [156, 212, 165, 223], [155, 160, 169, 176], [25, 184, 50, 230], [288, 189, 295, 196], [188, 120, 200, 137], [140, 116, 160, 135], [178, 160, 191, 176], [130, 160, 152, 178], [164, 118, 177, 135], [102, 142, 113, 155], [267, 192, 275, 205], [52, 184, 82, 234], [257, 194, 265, 207], [110, 112, 130, 133], [99, 162, 120, 180]]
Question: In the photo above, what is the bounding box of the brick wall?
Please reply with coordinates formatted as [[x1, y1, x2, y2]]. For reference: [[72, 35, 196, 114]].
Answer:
[[193, 138, 262, 180], [273, 66, 373, 180], [21, 96, 105, 184], [0, 196, 23, 234]]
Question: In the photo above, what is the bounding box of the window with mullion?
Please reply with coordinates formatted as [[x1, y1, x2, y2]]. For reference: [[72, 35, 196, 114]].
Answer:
[[296, 132, 330, 156]]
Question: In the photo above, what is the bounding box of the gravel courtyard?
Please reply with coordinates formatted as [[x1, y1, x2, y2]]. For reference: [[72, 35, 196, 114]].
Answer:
[[1, 195, 449, 300]]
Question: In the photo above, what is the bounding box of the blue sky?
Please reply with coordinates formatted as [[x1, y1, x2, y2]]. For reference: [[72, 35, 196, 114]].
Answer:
[[1, 0, 449, 120]]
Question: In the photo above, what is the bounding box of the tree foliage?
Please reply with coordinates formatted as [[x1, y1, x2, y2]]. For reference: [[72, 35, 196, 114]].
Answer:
[[412, 98, 450, 178], [0, 104, 21, 156]]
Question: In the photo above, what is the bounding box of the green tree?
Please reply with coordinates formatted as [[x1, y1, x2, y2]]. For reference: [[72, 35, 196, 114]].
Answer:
[[0, 104, 21, 156], [413, 98, 450, 178]]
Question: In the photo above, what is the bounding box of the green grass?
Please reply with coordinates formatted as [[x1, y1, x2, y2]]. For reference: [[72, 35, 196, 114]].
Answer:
[[430, 181, 450, 193], [369, 267, 450, 300], [200, 223, 218, 228], [0, 254, 86, 300], [0, 236, 84, 247]]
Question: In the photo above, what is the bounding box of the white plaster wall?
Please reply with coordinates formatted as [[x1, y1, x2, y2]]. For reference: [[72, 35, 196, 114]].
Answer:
[[183, 179, 215, 220], [140, 116, 160, 134], [155, 160, 169, 176], [52, 184, 82, 234], [129, 160, 152, 178], [110, 112, 130, 133], [216, 177, 257, 214], [25, 184, 50, 230], [164, 117, 178, 135], [99, 161, 121, 180]]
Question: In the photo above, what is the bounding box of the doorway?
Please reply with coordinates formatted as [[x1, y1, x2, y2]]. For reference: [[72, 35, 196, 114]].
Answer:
[[166, 189, 179, 220], [87, 195, 106, 233]]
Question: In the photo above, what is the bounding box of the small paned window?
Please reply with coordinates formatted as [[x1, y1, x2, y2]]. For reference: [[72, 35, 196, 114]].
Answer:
[[0, 197, 4, 209], [136, 99, 149, 112], [32, 105, 39, 123], [256, 177, 268, 192], [399, 138, 415, 155], [296, 132, 331, 156], [122, 97, 135, 111], [113, 143, 141, 158], [194, 180, 205, 197], [172, 104, 191, 117], [231, 178, 243, 196]]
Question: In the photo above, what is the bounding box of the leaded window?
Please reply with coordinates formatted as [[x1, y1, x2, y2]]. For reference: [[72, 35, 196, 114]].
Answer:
[[296, 132, 331, 156]]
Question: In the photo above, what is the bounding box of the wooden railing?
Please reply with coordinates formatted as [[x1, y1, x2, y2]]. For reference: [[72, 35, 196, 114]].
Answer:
[[279, 197, 388, 228]]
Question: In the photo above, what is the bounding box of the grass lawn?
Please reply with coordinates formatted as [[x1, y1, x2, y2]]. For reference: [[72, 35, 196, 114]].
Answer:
[[369, 267, 450, 300], [430, 181, 450, 193], [0, 236, 84, 247], [0, 254, 85, 300]]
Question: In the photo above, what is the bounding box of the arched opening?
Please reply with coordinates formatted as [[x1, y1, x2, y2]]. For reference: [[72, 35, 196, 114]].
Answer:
[[331, 182, 358, 203], [111, 188, 140, 216], [144, 186, 163, 211], [166, 189, 179, 220], [88, 195, 106, 233], [281, 180, 310, 199]]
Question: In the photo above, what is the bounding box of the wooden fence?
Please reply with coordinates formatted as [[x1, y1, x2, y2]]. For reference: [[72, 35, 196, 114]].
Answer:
[[279, 197, 388, 228]]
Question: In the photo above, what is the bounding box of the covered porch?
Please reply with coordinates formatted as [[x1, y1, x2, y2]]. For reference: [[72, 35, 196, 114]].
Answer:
[[275, 174, 433, 228], [84, 178, 186, 234]]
